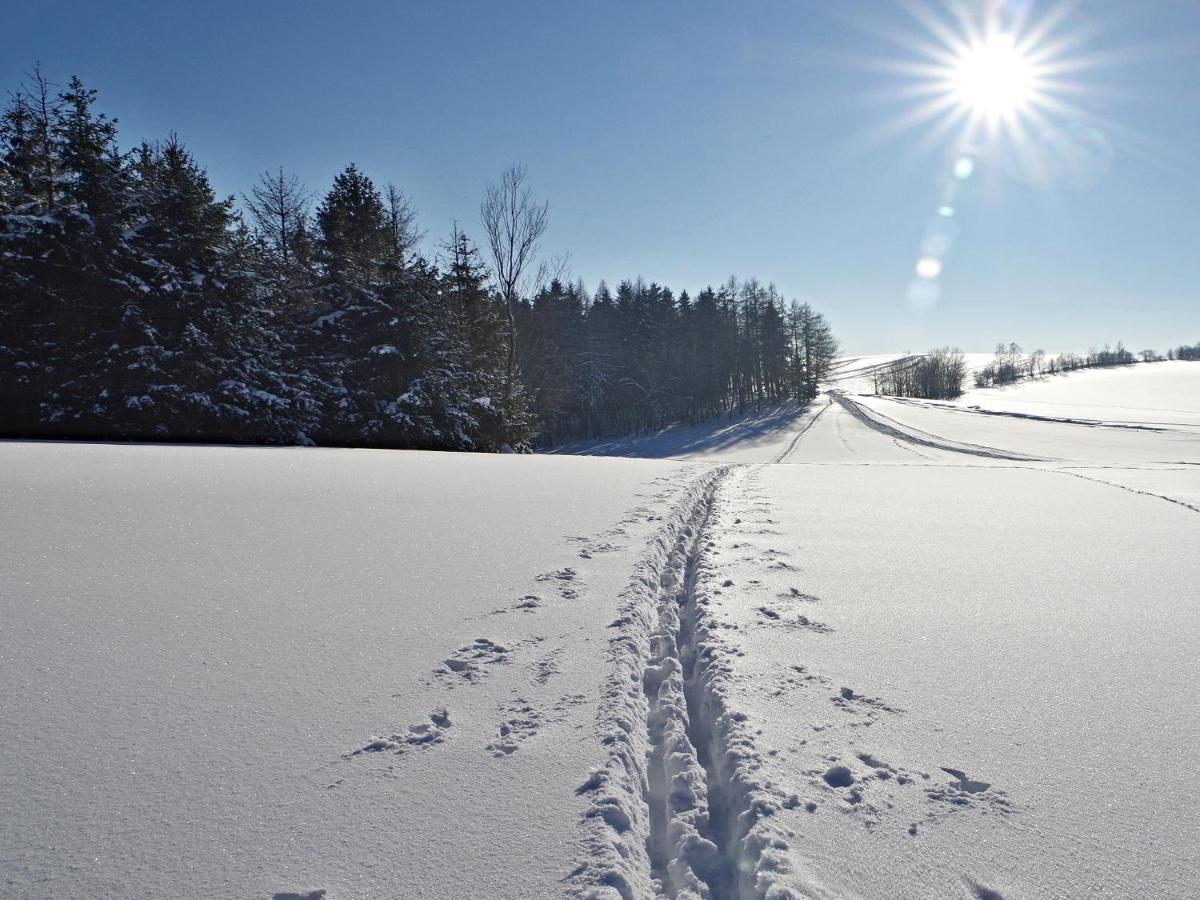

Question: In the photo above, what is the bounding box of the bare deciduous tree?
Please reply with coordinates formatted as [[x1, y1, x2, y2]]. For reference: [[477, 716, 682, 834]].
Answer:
[[244, 167, 311, 269], [384, 182, 422, 269], [481, 164, 548, 377]]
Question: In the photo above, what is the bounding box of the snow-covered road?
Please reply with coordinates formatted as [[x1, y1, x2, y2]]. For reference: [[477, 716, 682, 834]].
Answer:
[[2, 364, 1199, 898]]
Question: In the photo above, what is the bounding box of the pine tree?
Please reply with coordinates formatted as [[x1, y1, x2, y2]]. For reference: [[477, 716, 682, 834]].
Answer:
[[0, 72, 125, 436], [3, 67, 840, 451], [315, 163, 388, 286], [63, 136, 307, 441], [55, 77, 125, 231]]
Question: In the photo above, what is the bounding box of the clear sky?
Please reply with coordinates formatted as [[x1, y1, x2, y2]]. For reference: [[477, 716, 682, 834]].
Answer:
[[5, 0, 1198, 353]]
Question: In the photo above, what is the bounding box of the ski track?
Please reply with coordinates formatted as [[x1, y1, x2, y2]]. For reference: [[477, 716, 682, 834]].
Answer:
[[565, 387, 1191, 895], [565, 397, 1199, 897], [827, 393, 1199, 513], [1045, 467, 1200, 516], [831, 394, 1041, 462], [8, 380, 1197, 899], [771, 399, 829, 464], [569, 465, 808, 899], [891, 397, 1170, 432]]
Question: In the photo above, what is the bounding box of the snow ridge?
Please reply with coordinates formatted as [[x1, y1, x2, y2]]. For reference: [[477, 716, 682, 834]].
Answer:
[[570, 466, 810, 899]]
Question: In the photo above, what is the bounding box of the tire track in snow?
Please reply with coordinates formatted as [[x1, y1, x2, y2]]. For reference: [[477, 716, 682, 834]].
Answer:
[[570, 466, 808, 899], [831, 393, 1042, 462]]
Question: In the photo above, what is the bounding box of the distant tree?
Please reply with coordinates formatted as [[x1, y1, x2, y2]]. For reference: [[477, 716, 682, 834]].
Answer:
[[1029, 349, 1046, 377], [875, 348, 965, 399], [383, 182, 421, 272], [315, 163, 389, 285], [0, 65, 62, 212], [244, 167, 312, 274], [1172, 342, 1200, 361], [792, 301, 838, 399], [481, 164, 548, 380]]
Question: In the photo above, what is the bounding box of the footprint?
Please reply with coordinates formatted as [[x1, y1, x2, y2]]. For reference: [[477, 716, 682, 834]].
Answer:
[[530, 649, 562, 685], [939, 767, 991, 794], [822, 764, 855, 788], [486, 693, 586, 757], [757, 606, 832, 633], [536, 568, 581, 599], [577, 541, 625, 559], [778, 587, 820, 603], [489, 594, 543, 616], [831, 687, 902, 725], [965, 878, 1006, 900], [834, 687, 901, 713], [350, 708, 452, 757], [486, 699, 543, 756], [438, 638, 511, 683], [925, 769, 1015, 818]]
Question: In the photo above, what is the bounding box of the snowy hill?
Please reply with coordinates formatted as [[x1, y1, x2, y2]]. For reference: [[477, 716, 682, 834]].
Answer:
[[951, 358, 1200, 429], [3, 361, 1199, 899]]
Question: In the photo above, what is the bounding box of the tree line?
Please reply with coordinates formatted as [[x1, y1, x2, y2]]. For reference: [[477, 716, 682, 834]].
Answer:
[[1167, 342, 1200, 361], [872, 338, 1196, 401], [872, 348, 966, 400], [521, 277, 837, 442], [0, 68, 837, 450], [974, 341, 1135, 388]]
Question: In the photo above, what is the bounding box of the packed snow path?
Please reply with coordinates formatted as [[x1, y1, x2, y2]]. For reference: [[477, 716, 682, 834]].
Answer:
[[3, 365, 1200, 898]]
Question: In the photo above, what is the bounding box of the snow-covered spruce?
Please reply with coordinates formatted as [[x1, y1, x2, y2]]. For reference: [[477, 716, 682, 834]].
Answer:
[[570, 465, 800, 899]]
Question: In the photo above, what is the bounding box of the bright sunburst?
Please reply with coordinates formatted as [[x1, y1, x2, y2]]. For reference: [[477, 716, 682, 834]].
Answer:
[[837, 2, 1127, 309], [847, 1, 1117, 158], [949, 33, 1036, 119]]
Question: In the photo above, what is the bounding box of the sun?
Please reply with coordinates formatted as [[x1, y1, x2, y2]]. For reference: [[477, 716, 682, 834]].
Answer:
[[834, 1, 1124, 309], [950, 34, 1035, 119]]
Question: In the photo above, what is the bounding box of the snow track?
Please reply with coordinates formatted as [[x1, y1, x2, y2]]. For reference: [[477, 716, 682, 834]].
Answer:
[[830, 393, 1040, 461], [771, 398, 829, 464], [1052, 467, 1200, 515], [571, 466, 793, 899]]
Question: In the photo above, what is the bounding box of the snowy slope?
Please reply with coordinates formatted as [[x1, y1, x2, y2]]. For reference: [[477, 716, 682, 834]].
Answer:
[[3, 363, 1200, 899], [951, 360, 1200, 430], [552, 401, 824, 464], [688, 463, 1200, 898], [0, 443, 702, 898], [825, 353, 997, 395]]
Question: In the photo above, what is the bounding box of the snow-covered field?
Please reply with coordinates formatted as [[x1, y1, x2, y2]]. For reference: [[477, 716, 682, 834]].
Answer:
[[3, 362, 1199, 899], [946, 359, 1200, 430]]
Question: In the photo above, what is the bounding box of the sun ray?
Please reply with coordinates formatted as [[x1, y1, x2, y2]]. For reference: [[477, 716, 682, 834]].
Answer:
[[817, 0, 1155, 309]]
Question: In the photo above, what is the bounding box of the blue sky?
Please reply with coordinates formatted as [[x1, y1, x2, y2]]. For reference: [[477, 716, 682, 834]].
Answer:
[[5, 0, 1198, 353]]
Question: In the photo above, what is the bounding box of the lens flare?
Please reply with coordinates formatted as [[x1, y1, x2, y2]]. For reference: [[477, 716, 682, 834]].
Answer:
[[836, 2, 1125, 310], [915, 256, 943, 279]]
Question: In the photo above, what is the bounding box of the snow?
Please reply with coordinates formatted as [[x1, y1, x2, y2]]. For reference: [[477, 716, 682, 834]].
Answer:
[[950, 359, 1200, 430], [3, 362, 1200, 898], [554, 400, 823, 463], [694, 464, 1200, 898], [0, 444, 694, 898], [824, 352, 997, 395]]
